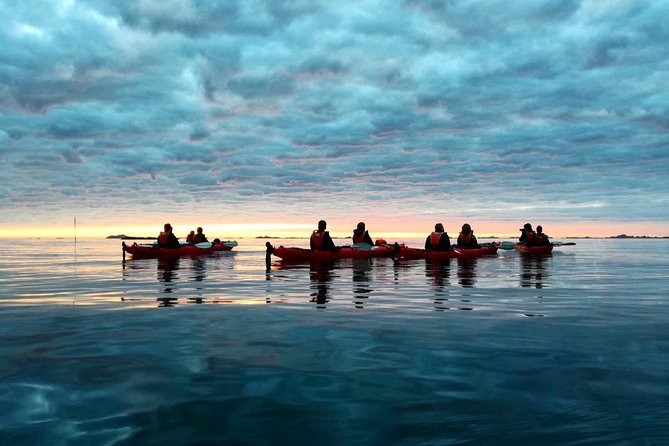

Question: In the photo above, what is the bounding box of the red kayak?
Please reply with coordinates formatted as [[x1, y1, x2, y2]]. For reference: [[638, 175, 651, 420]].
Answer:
[[268, 244, 397, 262], [398, 244, 498, 260], [455, 244, 499, 258], [122, 241, 238, 259], [515, 244, 553, 255]]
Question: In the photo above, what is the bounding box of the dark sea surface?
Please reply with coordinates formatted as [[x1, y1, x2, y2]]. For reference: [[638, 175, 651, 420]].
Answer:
[[1, 237, 668, 445]]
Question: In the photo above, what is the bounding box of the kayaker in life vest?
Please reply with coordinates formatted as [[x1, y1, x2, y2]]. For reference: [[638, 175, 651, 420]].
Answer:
[[425, 223, 451, 251], [519, 223, 537, 245], [193, 227, 208, 244], [352, 222, 374, 245], [157, 223, 181, 248], [310, 220, 337, 251], [457, 223, 479, 248], [535, 225, 551, 246], [186, 231, 195, 244]]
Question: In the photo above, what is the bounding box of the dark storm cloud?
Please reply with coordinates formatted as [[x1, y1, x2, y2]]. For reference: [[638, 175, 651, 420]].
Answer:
[[1, 0, 667, 230]]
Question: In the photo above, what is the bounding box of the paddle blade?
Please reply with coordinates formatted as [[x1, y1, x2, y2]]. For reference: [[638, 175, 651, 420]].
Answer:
[[551, 241, 576, 247], [352, 243, 373, 251]]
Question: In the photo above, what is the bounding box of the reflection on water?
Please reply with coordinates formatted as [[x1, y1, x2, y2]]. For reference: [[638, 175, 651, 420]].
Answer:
[[425, 259, 450, 288], [2, 239, 669, 445], [190, 257, 206, 282], [309, 260, 334, 308], [157, 258, 180, 306], [187, 257, 207, 304], [425, 259, 450, 311], [120, 252, 237, 306], [520, 254, 549, 289], [457, 257, 477, 288], [274, 258, 380, 309], [352, 258, 373, 309], [423, 258, 477, 311], [157, 258, 179, 287]]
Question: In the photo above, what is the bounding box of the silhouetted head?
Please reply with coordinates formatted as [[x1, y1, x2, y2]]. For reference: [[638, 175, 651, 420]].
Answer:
[[435, 223, 444, 232], [318, 220, 327, 231], [357, 222, 365, 231], [196, 227, 203, 234], [461, 223, 472, 233], [536, 225, 543, 234], [520, 223, 532, 231], [164, 223, 172, 232]]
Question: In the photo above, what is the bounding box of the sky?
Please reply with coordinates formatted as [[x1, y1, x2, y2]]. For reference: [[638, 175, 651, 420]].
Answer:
[[1, 0, 668, 239]]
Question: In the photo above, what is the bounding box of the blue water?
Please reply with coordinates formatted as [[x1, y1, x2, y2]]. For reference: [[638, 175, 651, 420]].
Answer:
[[1, 238, 668, 445]]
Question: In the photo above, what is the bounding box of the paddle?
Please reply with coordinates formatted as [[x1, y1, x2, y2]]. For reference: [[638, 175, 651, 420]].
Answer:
[[351, 243, 374, 250], [390, 242, 400, 264], [265, 242, 273, 271], [498, 241, 575, 250], [180, 241, 238, 248]]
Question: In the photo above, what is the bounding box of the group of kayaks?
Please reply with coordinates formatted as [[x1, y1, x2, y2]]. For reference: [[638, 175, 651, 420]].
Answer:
[[265, 240, 560, 263], [122, 239, 564, 261], [266, 243, 502, 262]]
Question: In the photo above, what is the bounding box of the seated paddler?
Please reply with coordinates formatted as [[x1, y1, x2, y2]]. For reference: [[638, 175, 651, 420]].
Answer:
[[534, 225, 551, 246], [456, 223, 479, 248], [425, 223, 451, 251], [193, 227, 208, 244], [519, 223, 536, 245], [311, 220, 337, 251], [352, 222, 374, 246], [157, 223, 181, 248]]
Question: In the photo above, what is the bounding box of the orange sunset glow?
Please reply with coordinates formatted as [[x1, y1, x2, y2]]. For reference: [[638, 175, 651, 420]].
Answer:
[[1, 219, 666, 240]]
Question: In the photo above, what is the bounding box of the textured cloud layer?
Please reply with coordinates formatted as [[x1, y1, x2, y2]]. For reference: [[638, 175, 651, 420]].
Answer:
[[1, 0, 668, 234]]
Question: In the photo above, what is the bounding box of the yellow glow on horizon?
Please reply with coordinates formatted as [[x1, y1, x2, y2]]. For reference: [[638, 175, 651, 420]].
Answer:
[[0, 222, 315, 239], [1, 220, 667, 239]]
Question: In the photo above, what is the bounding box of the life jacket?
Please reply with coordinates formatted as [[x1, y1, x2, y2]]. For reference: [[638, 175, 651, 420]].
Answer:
[[353, 231, 367, 244], [311, 230, 325, 249], [535, 233, 548, 245], [524, 230, 536, 244], [193, 234, 207, 244], [459, 231, 472, 245], [429, 232, 443, 249], [158, 231, 170, 245]]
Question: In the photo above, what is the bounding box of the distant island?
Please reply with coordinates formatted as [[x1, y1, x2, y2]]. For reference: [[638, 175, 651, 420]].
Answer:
[[106, 234, 155, 240], [255, 235, 306, 239], [565, 235, 669, 239], [609, 234, 669, 239]]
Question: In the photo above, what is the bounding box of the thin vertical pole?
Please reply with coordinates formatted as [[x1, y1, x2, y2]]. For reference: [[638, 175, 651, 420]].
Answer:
[[73, 217, 77, 304]]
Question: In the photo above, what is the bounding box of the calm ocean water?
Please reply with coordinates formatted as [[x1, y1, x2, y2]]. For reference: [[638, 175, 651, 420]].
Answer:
[[1, 237, 667, 445]]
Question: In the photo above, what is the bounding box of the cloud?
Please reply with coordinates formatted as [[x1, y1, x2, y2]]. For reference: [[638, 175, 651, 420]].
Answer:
[[0, 0, 668, 234]]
